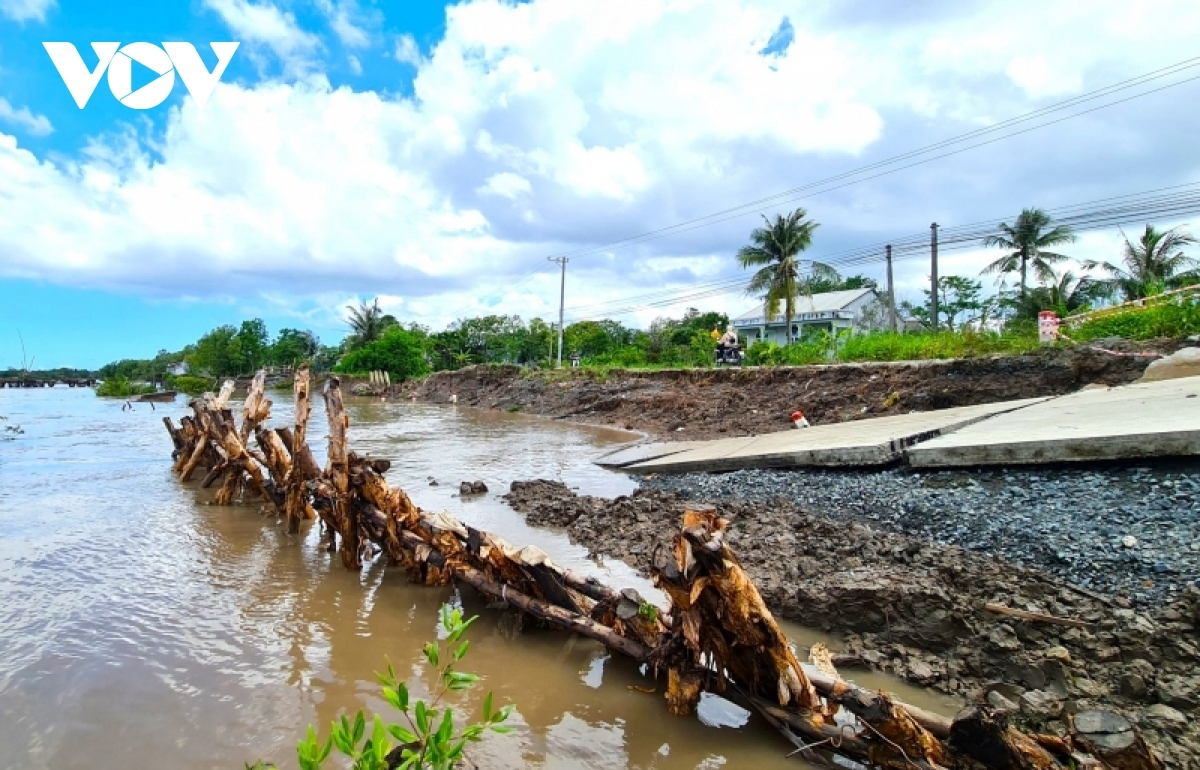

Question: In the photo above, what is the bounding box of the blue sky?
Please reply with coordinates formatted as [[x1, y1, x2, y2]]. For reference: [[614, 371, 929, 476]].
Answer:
[[1, 0, 1199, 369]]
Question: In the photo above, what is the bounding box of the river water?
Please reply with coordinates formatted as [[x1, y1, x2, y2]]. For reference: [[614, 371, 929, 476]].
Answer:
[[0, 387, 957, 770]]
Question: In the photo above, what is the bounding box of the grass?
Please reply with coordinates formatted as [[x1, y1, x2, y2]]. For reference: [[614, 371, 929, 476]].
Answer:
[[1070, 298, 1200, 341], [95, 377, 157, 398], [833, 329, 1040, 362]]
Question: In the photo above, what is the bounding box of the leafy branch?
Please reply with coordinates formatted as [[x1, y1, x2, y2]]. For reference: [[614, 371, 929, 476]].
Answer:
[[249, 604, 513, 770]]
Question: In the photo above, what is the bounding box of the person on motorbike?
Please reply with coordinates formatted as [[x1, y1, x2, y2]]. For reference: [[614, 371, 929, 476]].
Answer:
[[716, 326, 740, 361]]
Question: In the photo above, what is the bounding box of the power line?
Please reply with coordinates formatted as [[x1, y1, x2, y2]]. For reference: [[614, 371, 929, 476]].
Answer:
[[443, 56, 1200, 321], [563, 182, 1200, 321]]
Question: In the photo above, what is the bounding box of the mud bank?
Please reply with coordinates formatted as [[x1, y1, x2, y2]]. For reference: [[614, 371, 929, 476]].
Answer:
[[402, 342, 1175, 441], [503, 480, 1200, 767]]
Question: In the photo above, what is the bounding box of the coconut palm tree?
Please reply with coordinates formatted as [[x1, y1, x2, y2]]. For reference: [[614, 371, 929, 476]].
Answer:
[[1082, 224, 1199, 301], [346, 298, 387, 349], [981, 208, 1076, 299], [737, 209, 836, 343]]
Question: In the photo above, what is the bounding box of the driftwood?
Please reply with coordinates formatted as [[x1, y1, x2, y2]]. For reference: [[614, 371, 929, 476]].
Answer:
[[984, 603, 1093, 629], [162, 370, 1164, 770]]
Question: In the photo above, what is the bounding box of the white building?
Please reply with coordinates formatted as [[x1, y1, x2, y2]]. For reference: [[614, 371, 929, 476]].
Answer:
[[731, 288, 886, 345], [168, 362, 190, 376]]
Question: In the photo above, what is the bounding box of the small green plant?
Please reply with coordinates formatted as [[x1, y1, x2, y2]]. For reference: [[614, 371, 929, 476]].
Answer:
[[95, 377, 157, 398], [637, 600, 658, 625], [1071, 297, 1200, 341], [258, 604, 513, 770]]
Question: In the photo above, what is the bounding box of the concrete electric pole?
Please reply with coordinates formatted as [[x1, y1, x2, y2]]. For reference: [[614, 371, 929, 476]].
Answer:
[[548, 256, 568, 368], [885, 244, 897, 333], [930, 222, 940, 331]]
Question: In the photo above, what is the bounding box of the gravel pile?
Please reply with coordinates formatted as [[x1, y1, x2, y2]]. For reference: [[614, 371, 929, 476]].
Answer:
[[642, 462, 1200, 604]]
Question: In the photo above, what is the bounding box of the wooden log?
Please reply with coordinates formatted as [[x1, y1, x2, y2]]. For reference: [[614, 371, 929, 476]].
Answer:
[[949, 705, 1065, 769], [239, 371, 272, 445], [323, 376, 359, 569], [984, 603, 1093, 629], [282, 366, 319, 533]]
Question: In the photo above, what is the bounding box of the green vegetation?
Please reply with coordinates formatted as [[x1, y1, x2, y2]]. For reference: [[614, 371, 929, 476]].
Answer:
[[1083, 224, 1199, 301], [334, 327, 431, 381], [1071, 295, 1200, 341], [95, 377, 157, 398], [173, 374, 214, 396], [248, 604, 512, 770], [0, 366, 94, 380], [736, 207, 834, 343], [744, 327, 1038, 366], [982, 207, 1076, 299]]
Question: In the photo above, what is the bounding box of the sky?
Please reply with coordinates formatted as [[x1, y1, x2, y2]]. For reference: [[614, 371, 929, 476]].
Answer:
[[0, 0, 1199, 368]]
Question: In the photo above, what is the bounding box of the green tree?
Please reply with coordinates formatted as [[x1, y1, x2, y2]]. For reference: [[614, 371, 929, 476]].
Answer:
[[334, 327, 430, 381], [804, 273, 878, 294], [188, 325, 239, 376], [270, 328, 319, 366], [737, 208, 836, 343], [1082, 223, 1199, 301], [233, 319, 270, 373], [981, 208, 1076, 299], [346, 299, 388, 350], [904, 276, 986, 331]]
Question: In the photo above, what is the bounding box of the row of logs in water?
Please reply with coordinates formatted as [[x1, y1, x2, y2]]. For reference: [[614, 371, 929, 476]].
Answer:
[[162, 366, 1163, 770]]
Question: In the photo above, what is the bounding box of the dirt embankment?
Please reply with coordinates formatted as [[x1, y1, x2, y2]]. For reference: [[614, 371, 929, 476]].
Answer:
[[401, 341, 1175, 440], [503, 481, 1200, 767]]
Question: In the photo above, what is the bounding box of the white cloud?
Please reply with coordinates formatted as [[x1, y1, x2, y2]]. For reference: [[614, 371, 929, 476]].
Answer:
[[3, 0, 1200, 334], [347, 54, 362, 75], [316, 0, 372, 48], [394, 34, 421, 66], [0, 98, 52, 136], [204, 0, 321, 76], [478, 172, 532, 199], [0, 0, 54, 22]]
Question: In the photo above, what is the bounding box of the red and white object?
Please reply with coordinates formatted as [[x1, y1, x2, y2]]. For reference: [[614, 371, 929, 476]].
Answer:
[[1038, 311, 1060, 345], [791, 411, 810, 429]]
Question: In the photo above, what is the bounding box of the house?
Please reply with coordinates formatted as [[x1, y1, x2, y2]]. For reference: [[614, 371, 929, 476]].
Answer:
[[731, 288, 886, 346], [168, 362, 190, 376]]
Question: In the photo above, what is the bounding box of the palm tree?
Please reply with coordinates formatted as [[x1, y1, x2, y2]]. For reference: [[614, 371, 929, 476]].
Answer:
[[981, 208, 1076, 299], [737, 209, 836, 343], [1082, 224, 1199, 301], [346, 298, 386, 349]]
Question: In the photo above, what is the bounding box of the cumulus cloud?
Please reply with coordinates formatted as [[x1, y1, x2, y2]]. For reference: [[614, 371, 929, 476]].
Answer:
[[0, 0, 54, 23], [316, 0, 374, 48], [0, 98, 52, 136], [3, 0, 1200, 332], [204, 0, 321, 76]]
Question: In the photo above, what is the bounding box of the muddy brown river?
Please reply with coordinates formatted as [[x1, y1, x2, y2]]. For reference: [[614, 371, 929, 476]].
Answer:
[[0, 387, 958, 769]]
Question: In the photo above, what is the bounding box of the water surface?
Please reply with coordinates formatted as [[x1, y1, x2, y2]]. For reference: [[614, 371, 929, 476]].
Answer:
[[0, 387, 957, 769]]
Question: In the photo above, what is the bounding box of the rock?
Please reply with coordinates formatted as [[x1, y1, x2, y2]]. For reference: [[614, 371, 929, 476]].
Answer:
[[987, 624, 1022, 651], [1019, 689, 1064, 720], [1122, 535, 1138, 549], [1045, 645, 1072, 664], [907, 659, 935, 683], [1144, 703, 1187, 729], [1138, 347, 1200, 383], [1120, 674, 1148, 698], [459, 480, 488, 495], [1157, 676, 1199, 710], [986, 689, 1020, 713]]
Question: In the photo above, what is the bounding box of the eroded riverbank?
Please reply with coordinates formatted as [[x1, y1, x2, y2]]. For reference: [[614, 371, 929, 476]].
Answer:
[[502, 480, 1200, 767], [403, 341, 1179, 441]]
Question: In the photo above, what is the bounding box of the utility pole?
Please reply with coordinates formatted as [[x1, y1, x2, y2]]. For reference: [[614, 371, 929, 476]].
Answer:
[[885, 244, 897, 333], [930, 222, 940, 331], [548, 256, 568, 368]]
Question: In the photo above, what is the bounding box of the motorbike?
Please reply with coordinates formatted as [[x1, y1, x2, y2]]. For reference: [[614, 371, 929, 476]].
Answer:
[[714, 344, 744, 367]]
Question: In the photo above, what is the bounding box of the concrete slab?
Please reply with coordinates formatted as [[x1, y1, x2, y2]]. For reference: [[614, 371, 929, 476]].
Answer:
[[594, 440, 707, 468], [906, 377, 1200, 467], [624, 398, 1049, 474]]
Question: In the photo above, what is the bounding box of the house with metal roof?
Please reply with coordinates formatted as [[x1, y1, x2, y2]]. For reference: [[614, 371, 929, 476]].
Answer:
[[731, 288, 885, 345]]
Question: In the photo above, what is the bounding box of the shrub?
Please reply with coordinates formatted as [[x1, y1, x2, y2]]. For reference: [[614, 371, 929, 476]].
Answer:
[[173, 375, 213, 396], [95, 377, 156, 397], [334, 328, 431, 381]]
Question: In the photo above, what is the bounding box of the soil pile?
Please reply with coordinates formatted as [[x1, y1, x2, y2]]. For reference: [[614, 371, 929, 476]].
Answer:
[[404, 341, 1175, 441], [503, 480, 1200, 767]]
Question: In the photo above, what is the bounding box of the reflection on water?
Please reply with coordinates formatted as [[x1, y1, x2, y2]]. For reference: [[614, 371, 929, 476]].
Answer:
[[0, 388, 958, 770]]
